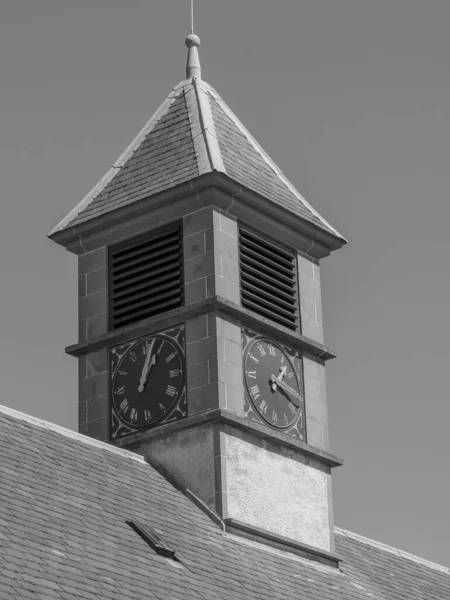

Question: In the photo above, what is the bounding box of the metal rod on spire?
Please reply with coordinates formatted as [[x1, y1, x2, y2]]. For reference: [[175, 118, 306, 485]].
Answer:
[[185, 1, 201, 80]]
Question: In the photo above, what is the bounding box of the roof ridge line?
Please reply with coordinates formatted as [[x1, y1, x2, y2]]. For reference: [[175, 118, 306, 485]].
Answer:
[[146, 453, 225, 530], [0, 403, 147, 465], [188, 78, 225, 174], [206, 84, 346, 241], [48, 80, 192, 237], [335, 527, 450, 574]]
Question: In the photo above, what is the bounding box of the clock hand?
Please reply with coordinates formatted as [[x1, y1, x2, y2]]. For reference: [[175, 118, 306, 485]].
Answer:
[[270, 374, 301, 408], [138, 339, 156, 393], [271, 366, 287, 391]]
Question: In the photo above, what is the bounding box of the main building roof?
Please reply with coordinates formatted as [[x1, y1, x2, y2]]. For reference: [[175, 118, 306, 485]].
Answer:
[[49, 75, 344, 242], [1, 404, 448, 600]]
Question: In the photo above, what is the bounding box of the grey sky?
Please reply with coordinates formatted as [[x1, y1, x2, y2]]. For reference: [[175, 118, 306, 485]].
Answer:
[[0, 0, 448, 565]]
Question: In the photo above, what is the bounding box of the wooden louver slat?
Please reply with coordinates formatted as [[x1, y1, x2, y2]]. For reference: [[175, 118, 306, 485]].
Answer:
[[240, 229, 298, 331], [109, 225, 183, 330]]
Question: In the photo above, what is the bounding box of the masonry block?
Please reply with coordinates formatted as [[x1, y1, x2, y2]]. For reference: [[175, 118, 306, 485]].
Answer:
[[184, 251, 215, 284], [217, 360, 242, 388], [187, 336, 216, 365], [86, 395, 108, 422], [221, 254, 239, 284], [79, 319, 87, 344], [225, 384, 244, 416], [303, 354, 326, 382], [306, 419, 328, 450], [183, 207, 214, 237], [86, 313, 108, 341], [306, 399, 328, 426], [304, 375, 326, 406], [78, 247, 107, 276], [79, 401, 87, 425], [215, 277, 240, 304], [297, 253, 314, 277], [224, 339, 241, 366], [298, 253, 324, 344], [187, 361, 210, 391], [186, 315, 208, 342], [80, 372, 107, 401], [185, 278, 207, 305], [78, 275, 86, 299], [216, 316, 241, 343], [298, 272, 321, 301], [79, 290, 108, 321], [183, 230, 206, 260], [86, 267, 107, 296], [189, 382, 221, 415], [219, 214, 238, 239], [80, 417, 108, 441], [86, 349, 108, 378]]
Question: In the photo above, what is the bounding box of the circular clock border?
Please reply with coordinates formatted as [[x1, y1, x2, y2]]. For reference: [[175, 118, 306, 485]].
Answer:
[[111, 334, 185, 429], [243, 337, 302, 431]]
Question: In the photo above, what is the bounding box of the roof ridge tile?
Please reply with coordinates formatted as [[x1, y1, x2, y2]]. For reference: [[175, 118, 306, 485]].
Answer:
[[0, 403, 147, 465], [205, 83, 345, 241], [48, 82, 190, 236], [335, 527, 450, 574]]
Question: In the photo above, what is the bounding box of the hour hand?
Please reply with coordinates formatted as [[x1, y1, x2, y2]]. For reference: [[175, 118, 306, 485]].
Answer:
[[138, 340, 156, 393], [270, 374, 301, 408]]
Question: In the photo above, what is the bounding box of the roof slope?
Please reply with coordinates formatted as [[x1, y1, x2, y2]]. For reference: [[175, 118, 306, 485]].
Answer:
[[49, 77, 344, 240], [1, 405, 448, 600]]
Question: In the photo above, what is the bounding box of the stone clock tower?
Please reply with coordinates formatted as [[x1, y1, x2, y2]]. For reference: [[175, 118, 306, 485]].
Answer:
[[49, 34, 347, 564]]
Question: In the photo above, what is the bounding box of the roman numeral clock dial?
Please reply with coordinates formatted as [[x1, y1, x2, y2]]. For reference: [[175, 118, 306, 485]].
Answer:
[[243, 336, 305, 438], [110, 329, 186, 440]]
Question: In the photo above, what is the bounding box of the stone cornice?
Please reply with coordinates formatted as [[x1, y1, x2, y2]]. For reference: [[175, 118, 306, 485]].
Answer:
[[49, 173, 346, 258], [114, 407, 343, 469], [65, 296, 337, 361]]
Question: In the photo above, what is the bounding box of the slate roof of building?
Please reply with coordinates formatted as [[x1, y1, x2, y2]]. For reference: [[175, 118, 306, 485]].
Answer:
[[49, 75, 344, 242], [1, 404, 448, 600]]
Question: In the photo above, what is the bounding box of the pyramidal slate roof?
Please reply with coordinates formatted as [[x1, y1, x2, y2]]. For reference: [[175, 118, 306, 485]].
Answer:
[[49, 74, 344, 241], [1, 403, 449, 600]]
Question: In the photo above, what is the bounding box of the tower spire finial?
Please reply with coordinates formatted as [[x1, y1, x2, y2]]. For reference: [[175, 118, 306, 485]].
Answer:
[[186, 0, 201, 79], [185, 34, 201, 80]]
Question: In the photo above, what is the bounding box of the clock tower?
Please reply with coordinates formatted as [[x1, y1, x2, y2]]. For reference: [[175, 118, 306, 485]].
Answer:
[[49, 33, 347, 565]]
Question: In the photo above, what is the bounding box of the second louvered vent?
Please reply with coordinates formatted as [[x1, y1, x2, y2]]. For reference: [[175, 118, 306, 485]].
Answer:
[[240, 229, 298, 331], [110, 225, 183, 330]]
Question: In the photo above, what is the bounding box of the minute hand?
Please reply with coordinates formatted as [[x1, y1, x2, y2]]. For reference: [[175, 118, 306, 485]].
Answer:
[[270, 375, 302, 408]]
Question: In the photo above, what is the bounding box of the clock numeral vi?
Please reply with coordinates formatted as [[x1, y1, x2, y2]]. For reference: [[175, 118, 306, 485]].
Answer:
[[144, 409, 152, 422], [130, 408, 138, 423], [272, 410, 278, 424]]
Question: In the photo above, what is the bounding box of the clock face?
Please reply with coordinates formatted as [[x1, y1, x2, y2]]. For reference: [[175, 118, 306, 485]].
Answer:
[[111, 333, 184, 430], [244, 338, 303, 430]]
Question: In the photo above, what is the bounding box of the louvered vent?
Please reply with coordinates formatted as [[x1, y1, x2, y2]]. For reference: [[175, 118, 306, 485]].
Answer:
[[240, 229, 298, 330], [110, 225, 183, 330]]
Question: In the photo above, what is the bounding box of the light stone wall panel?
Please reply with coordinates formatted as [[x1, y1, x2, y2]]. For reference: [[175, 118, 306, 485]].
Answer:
[[224, 433, 332, 552]]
